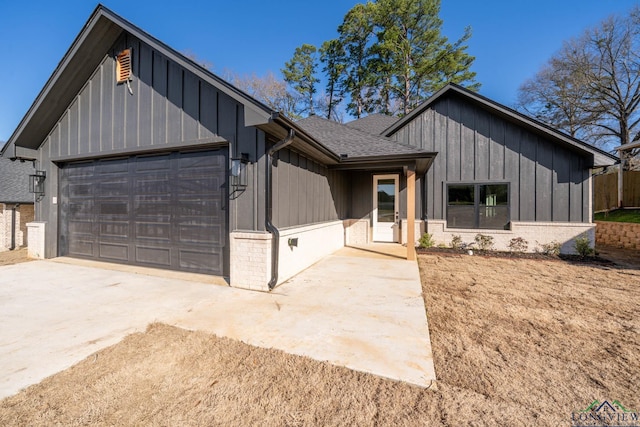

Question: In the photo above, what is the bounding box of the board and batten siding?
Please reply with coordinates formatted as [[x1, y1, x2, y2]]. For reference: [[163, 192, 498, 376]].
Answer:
[[391, 94, 590, 224], [36, 31, 266, 257], [272, 148, 348, 229]]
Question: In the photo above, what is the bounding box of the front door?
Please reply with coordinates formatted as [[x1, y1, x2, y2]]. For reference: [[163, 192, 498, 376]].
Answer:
[[373, 174, 399, 242]]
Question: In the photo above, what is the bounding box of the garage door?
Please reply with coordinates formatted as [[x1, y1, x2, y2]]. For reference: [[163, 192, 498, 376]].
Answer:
[[60, 149, 228, 275]]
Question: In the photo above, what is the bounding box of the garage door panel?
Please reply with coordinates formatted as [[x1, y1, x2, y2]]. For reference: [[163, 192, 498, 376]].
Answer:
[[99, 242, 129, 261], [99, 222, 129, 238], [136, 222, 172, 240], [135, 246, 171, 266], [61, 149, 227, 275], [69, 239, 95, 257], [179, 249, 222, 272]]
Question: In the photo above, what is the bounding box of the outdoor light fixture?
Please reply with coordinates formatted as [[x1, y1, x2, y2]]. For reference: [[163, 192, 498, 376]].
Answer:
[[29, 170, 46, 198], [230, 153, 249, 189]]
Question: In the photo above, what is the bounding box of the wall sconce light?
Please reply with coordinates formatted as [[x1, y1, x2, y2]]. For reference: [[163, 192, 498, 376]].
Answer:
[[231, 153, 249, 189], [29, 170, 46, 198]]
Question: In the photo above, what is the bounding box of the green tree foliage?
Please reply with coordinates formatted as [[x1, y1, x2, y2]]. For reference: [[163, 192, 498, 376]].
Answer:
[[282, 44, 319, 116], [518, 6, 640, 153], [337, 3, 376, 118], [319, 39, 346, 120], [280, 0, 478, 120], [371, 0, 478, 115]]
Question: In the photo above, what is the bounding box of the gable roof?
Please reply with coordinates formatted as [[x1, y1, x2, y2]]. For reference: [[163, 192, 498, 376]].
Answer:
[[1, 4, 275, 157], [0, 157, 34, 203], [297, 115, 430, 158], [296, 116, 436, 173], [345, 114, 398, 136], [384, 83, 619, 167]]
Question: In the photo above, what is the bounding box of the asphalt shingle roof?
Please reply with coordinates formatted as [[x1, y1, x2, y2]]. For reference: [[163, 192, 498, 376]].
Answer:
[[0, 156, 34, 203], [345, 114, 398, 135], [296, 116, 430, 159]]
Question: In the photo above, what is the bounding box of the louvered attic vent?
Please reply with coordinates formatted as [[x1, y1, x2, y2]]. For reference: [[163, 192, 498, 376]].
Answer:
[[116, 48, 132, 83]]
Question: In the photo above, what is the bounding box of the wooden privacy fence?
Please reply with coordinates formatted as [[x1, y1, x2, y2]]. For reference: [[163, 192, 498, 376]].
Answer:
[[594, 171, 640, 211]]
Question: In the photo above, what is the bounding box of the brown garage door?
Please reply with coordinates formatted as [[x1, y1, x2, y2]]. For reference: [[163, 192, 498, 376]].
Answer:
[[60, 149, 228, 275]]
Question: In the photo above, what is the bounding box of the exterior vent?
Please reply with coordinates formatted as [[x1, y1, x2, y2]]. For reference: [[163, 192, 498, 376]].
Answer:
[[116, 48, 132, 83]]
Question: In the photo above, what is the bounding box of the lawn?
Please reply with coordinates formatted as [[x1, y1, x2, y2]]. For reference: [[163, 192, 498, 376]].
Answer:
[[594, 208, 640, 223], [0, 253, 638, 426]]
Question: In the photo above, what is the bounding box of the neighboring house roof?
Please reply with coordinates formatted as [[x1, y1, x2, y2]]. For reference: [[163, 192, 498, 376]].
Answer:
[[345, 114, 398, 136], [0, 157, 34, 203], [384, 83, 619, 167]]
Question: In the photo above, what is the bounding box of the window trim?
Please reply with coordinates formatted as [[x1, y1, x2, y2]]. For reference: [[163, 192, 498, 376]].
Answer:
[[446, 182, 511, 230]]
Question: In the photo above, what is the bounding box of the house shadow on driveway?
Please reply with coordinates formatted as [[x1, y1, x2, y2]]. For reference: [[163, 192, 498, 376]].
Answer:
[[0, 245, 436, 399]]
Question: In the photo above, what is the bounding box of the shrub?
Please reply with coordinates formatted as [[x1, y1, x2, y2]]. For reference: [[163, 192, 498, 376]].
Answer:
[[574, 233, 594, 258], [537, 240, 561, 256], [508, 237, 528, 252], [474, 234, 494, 251], [450, 235, 464, 250], [418, 233, 435, 248]]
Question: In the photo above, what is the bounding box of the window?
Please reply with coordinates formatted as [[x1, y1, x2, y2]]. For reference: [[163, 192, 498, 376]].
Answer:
[[116, 48, 132, 83], [447, 183, 509, 229]]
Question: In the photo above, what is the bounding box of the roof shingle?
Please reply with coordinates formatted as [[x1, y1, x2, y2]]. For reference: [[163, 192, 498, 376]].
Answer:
[[0, 156, 34, 203], [296, 116, 429, 159], [345, 114, 398, 135]]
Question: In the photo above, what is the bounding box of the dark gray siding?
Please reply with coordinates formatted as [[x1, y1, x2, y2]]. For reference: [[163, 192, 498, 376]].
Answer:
[[35, 31, 265, 258], [392, 94, 590, 223], [344, 171, 422, 224], [272, 148, 348, 228]]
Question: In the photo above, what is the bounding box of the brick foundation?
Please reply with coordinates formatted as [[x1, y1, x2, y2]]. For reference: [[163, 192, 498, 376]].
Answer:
[[229, 231, 272, 291], [26, 221, 46, 259], [595, 221, 640, 249], [426, 220, 595, 254], [0, 204, 25, 252]]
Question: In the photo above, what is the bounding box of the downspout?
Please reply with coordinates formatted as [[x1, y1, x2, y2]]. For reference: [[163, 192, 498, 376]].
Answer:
[[10, 204, 18, 251], [266, 128, 295, 290]]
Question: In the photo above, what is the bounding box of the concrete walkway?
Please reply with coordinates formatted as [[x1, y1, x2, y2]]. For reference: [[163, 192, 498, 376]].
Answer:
[[0, 245, 436, 399]]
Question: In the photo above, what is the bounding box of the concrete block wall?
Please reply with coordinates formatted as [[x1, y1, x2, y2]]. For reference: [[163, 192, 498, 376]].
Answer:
[[426, 220, 595, 254], [595, 221, 640, 249], [0, 204, 24, 252], [26, 221, 46, 259], [229, 231, 272, 291]]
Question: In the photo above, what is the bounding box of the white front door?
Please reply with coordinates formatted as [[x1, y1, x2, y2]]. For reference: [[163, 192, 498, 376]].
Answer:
[[373, 174, 399, 242]]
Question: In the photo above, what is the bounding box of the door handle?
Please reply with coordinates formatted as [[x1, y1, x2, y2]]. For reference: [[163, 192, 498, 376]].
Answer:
[[395, 212, 399, 223]]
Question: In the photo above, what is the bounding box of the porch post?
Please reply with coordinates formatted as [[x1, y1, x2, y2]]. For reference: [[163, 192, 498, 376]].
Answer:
[[407, 168, 416, 261]]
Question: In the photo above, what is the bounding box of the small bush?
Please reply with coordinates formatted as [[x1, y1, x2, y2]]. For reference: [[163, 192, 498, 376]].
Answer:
[[418, 233, 435, 248], [450, 235, 464, 250], [508, 237, 528, 252], [574, 233, 594, 258], [537, 240, 561, 256], [474, 234, 494, 251]]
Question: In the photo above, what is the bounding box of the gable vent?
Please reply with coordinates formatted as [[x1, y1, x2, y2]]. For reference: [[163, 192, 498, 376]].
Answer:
[[116, 48, 132, 83]]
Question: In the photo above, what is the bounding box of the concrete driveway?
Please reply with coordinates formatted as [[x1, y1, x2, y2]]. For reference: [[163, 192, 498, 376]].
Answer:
[[0, 245, 436, 399]]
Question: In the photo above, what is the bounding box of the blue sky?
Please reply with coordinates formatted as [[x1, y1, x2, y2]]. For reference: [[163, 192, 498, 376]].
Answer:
[[0, 0, 638, 142]]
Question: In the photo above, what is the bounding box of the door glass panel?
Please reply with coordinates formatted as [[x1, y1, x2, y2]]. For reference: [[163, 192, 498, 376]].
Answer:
[[377, 179, 395, 223]]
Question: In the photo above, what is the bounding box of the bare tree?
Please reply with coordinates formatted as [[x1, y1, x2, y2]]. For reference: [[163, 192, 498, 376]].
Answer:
[[518, 7, 640, 154], [228, 71, 300, 119]]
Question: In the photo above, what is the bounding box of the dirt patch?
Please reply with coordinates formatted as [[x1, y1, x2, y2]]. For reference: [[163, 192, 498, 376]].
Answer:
[[421, 254, 639, 425], [0, 255, 638, 426], [0, 248, 31, 266]]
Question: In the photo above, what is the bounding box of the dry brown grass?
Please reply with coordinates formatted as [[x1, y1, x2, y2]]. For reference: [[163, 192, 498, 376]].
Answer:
[[0, 254, 638, 426], [0, 248, 31, 266]]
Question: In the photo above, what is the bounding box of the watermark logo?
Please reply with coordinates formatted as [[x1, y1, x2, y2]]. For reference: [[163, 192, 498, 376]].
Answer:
[[571, 400, 639, 427]]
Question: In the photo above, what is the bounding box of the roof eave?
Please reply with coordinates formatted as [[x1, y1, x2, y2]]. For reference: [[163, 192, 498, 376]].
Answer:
[[6, 4, 275, 153], [384, 83, 619, 167]]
